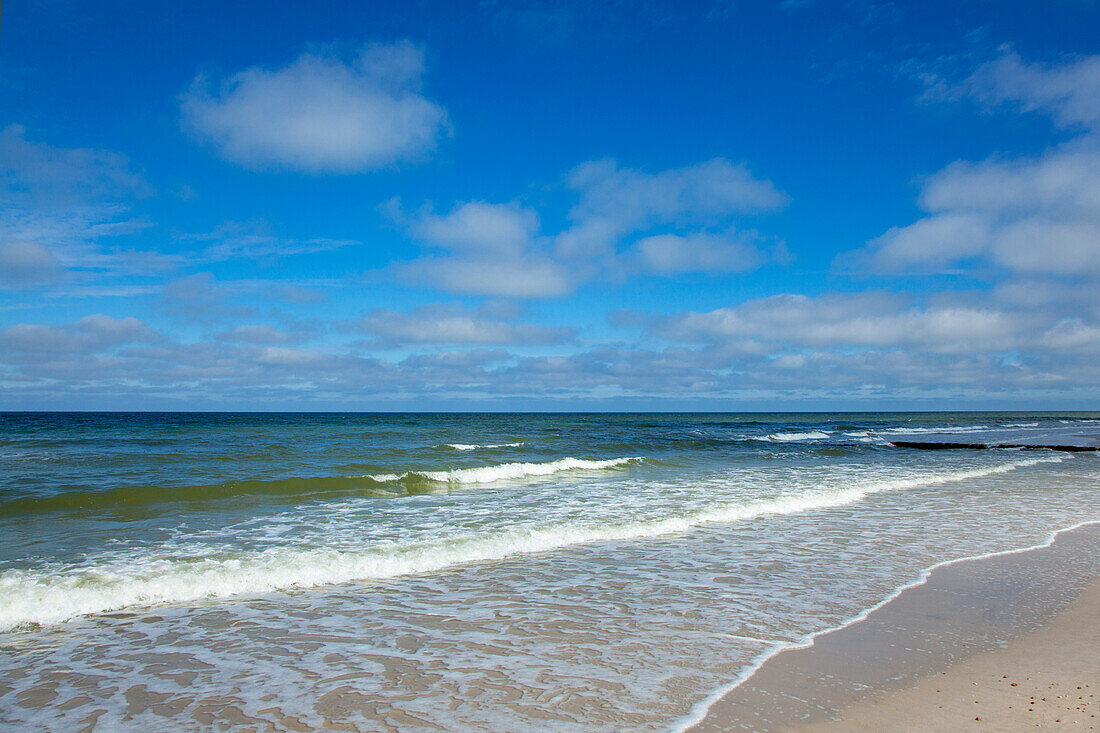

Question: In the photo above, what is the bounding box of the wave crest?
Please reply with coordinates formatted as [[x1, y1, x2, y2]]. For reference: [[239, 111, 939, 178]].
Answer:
[[444, 442, 524, 451], [760, 430, 830, 442], [368, 456, 644, 485]]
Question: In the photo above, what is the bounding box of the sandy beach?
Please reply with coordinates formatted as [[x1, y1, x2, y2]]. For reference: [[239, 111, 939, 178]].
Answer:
[[793, 579, 1099, 732], [689, 522, 1100, 732]]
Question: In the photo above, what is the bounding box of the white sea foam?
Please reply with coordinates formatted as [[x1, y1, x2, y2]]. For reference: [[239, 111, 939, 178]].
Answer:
[[841, 431, 889, 444], [878, 425, 992, 435], [445, 442, 524, 451], [760, 430, 830, 442], [367, 456, 642, 484], [0, 454, 1065, 631]]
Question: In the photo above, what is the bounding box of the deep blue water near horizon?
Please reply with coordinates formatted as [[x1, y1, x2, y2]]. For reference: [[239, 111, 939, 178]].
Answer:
[[1, 411, 1099, 731]]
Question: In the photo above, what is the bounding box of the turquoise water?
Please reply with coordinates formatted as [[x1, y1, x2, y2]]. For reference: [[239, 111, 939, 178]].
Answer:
[[1, 412, 1098, 730]]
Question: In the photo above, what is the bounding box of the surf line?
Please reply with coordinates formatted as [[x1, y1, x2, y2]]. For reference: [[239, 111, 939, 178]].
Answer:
[[667, 517, 1100, 733]]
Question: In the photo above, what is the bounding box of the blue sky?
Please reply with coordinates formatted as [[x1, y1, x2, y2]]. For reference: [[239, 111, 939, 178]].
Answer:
[[2, 0, 1100, 410]]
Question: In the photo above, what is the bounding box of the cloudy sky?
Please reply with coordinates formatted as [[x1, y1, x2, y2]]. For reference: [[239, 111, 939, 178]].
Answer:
[[3, 0, 1100, 410]]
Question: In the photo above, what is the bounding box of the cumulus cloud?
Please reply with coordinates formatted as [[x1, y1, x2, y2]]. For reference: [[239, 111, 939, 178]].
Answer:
[[558, 157, 789, 259], [629, 230, 767, 275], [388, 158, 789, 296], [359, 302, 573, 346], [392, 200, 574, 297], [856, 52, 1100, 278], [181, 41, 449, 173], [567, 158, 789, 223], [412, 201, 539, 254]]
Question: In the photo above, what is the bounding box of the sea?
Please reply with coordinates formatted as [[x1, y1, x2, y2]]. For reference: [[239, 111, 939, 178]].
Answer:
[[1, 411, 1098, 731]]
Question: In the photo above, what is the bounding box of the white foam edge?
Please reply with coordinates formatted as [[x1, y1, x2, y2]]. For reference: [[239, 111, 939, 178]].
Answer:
[[759, 430, 831, 442], [667, 515, 1100, 733], [444, 442, 525, 451], [365, 456, 642, 484]]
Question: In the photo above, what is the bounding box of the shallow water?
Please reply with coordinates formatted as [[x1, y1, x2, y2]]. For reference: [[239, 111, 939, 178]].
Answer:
[[1, 412, 1098, 730]]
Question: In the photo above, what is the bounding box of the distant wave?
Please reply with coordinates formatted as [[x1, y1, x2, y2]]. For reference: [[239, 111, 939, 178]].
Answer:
[[840, 431, 889, 444], [878, 425, 992, 435], [366, 456, 644, 485], [0, 454, 1065, 631], [0, 457, 644, 517], [759, 430, 831, 442], [0, 474, 408, 517], [444, 442, 524, 451]]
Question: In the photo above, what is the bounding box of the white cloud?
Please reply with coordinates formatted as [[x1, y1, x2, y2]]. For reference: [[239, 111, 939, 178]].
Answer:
[[630, 231, 765, 275], [181, 41, 449, 173], [856, 139, 1100, 276], [413, 201, 539, 254], [389, 158, 789, 296], [966, 50, 1100, 130], [0, 315, 157, 356], [400, 348, 511, 370], [651, 293, 1028, 354], [919, 143, 1100, 217], [861, 213, 989, 272], [393, 200, 574, 297], [0, 240, 59, 285], [4, 299, 1099, 408], [360, 303, 572, 346], [857, 52, 1100, 278], [398, 257, 574, 298], [256, 346, 327, 367], [559, 157, 788, 259]]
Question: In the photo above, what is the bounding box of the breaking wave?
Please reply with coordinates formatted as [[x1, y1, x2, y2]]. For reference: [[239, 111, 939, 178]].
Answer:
[[444, 442, 525, 451], [365, 456, 644, 485], [759, 430, 831, 442]]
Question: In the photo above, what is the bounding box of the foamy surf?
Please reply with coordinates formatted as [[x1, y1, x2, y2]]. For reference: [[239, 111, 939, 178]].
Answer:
[[365, 456, 644, 485], [445, 442, 524, 451], [760, 430, 831, 442], [0, 454, 1065, 631], [878, 424, 993, 435]]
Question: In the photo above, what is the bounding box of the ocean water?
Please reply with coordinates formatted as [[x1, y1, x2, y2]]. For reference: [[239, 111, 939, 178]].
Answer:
[[0, 411, 1098, 731]]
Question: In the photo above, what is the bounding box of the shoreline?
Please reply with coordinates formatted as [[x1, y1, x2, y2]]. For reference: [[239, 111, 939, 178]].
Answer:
[[790, 578, 1099, 731], [677, 519, 1100, 732]]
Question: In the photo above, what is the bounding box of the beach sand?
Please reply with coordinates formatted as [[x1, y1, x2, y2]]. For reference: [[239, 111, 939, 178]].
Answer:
[[690, 522, 1100, 732], [792, 578, 1099, 732]]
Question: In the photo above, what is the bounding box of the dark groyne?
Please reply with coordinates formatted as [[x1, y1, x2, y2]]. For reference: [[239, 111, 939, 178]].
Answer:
[[891, 440, 1099, 452]]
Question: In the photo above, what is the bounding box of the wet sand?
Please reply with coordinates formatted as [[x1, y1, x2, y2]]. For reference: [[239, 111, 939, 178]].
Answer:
[[793, 579, 1099, 732], [688, 522, 1100, 732]]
